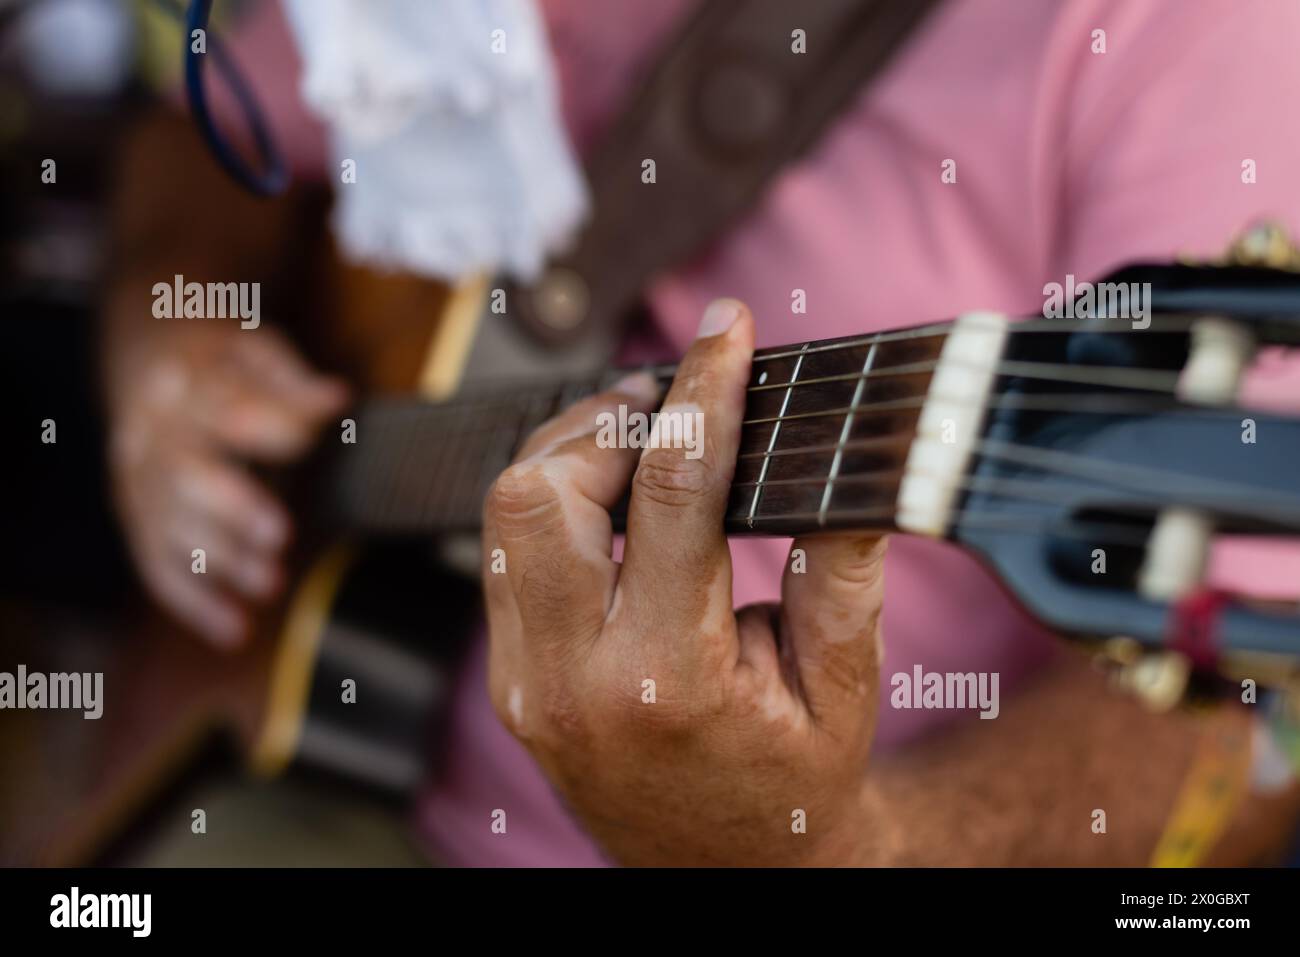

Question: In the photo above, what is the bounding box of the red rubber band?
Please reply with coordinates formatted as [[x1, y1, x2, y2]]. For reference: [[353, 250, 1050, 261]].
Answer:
[[1167, 588, 1231, 671]]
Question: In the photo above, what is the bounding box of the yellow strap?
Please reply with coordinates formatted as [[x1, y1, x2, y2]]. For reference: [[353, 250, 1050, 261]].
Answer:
[[1150, 714, 1252, 868]]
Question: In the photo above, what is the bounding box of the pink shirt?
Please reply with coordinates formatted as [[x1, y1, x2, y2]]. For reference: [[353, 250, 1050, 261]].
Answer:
[[416, 0, 1300, 866], [212, 0, 1300, 865]]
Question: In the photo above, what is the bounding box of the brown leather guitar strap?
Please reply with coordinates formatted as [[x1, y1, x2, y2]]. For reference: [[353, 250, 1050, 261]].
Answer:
[[509, 0, 946, 346]]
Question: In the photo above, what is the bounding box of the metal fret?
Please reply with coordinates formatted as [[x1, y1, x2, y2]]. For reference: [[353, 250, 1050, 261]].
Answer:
[[746, 342, 809, 529], [818, 342, 878, 526]]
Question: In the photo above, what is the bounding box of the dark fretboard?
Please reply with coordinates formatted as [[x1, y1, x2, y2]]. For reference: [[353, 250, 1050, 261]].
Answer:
[[318, 324, 950, 538]]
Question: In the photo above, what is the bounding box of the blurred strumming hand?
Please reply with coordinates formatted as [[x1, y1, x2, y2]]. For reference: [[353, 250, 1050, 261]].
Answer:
[[106, 322, 347, 646]]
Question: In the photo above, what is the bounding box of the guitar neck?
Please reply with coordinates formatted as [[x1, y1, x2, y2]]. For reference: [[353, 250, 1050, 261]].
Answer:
[[291, 255, 1300, 671], [317, 323, 951, 539]]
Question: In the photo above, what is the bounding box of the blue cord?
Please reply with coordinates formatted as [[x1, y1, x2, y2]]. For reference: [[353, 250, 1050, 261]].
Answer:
[[176, 0, 289, 196]]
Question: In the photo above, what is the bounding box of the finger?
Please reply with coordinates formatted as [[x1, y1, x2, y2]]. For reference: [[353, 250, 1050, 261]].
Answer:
[[516, 375, 661, 461], [141, 557, 247, 648], [618, 299, 754, 641], [174, 455, 291, 551], [233, 329, 351, 411], [484, 375, 658, 654], [198, 384, 333, 462], [167, 509, 282, 601], [780, 533, 887, 731], [734, 602, 814, 734]]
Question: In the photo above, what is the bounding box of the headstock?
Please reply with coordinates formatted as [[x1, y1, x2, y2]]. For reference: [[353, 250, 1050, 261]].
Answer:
[[947, 243, 1300, 702]]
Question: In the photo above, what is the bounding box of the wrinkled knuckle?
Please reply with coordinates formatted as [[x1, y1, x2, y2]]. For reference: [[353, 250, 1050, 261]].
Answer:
[[630, 697, 699, 736], [826, 559, 883, 591], [536, 683, 591, 746], [825, 540, 888, 589], [604, 669, 713, 737], [486, 464, 561, 534], [634, 448, 713, 509]]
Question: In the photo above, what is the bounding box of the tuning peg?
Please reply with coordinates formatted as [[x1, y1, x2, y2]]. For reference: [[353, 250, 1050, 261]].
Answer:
[[1177, 318, 1255, 406], [1138, 311, 1254, 604], [1223, 222, 1300, 272], [1097, 639, 1193, 712]]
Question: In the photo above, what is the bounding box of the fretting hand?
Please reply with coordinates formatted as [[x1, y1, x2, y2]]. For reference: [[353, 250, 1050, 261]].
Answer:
[[482, 299, 886, 866]]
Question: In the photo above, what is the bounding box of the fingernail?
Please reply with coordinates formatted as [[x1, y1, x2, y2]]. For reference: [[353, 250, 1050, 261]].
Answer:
[[697, 299, 741, 339], [611, 371, 661, 404]]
